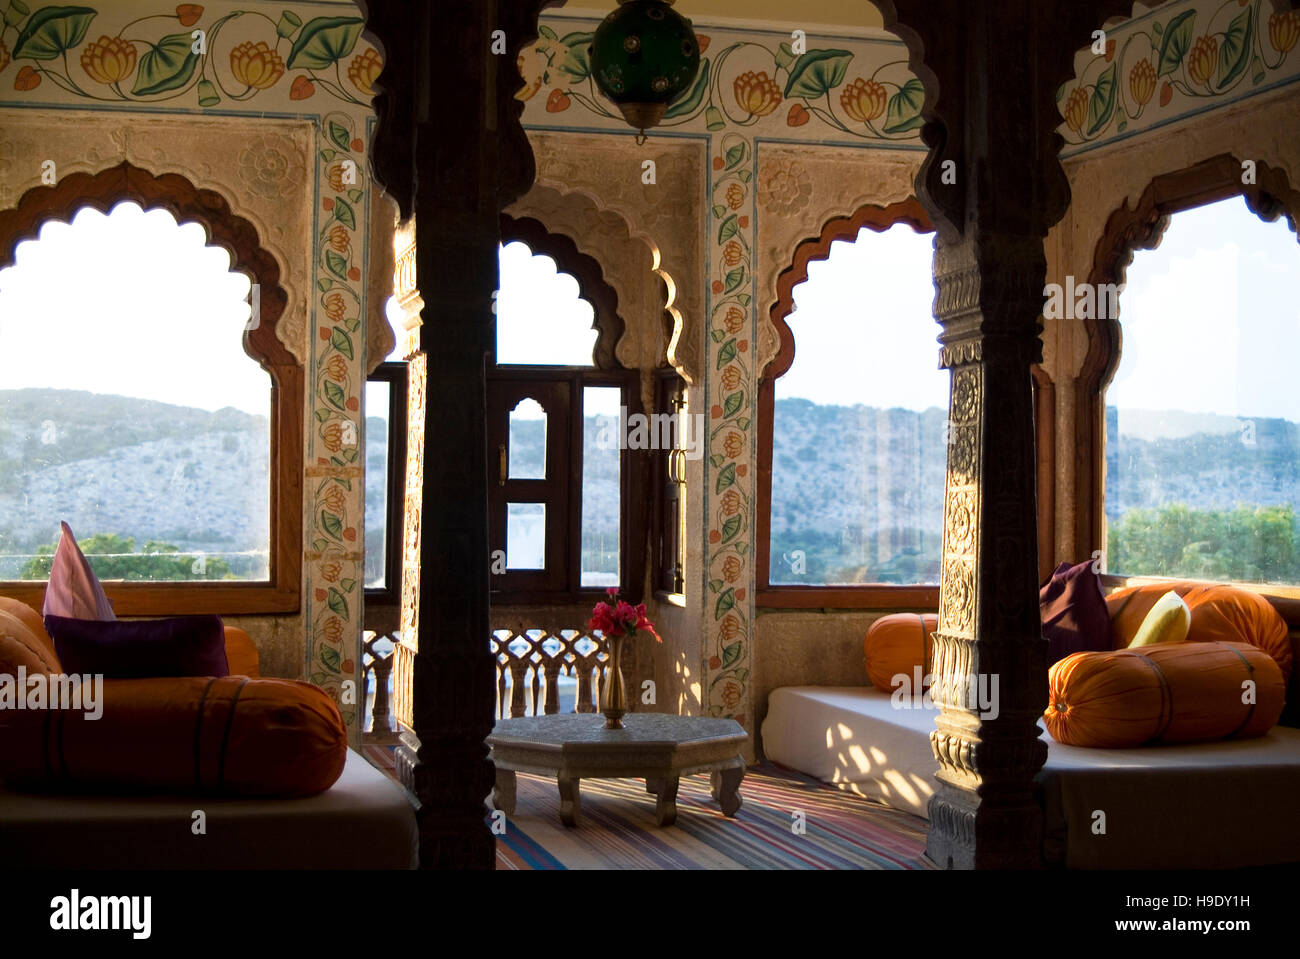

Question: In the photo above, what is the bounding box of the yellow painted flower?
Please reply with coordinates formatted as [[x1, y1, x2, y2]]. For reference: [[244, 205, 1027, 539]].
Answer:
[[721, 555, 742, 583], [325, 354, 348, 382], [348, 47, 383, 96], [0, 41, 12, 75], [319, 560, 342, 583], [723, 305, 745, 334], [231, 40, 285, 91], [722, 240, 743, 267], [720, 365, 741, 391], [80, 36, 137, 86], [718, 613, 741, 641], [734, 70, 781, 117], [322, 616, 345, 644], [1063, 87, 1089, 132], [322, 422, 344, 452], [723, 431, 743, 458], [840, 77, 887, 123], [327, 223, 350, 253], [1129, 58, 1156, 106], [1270, 11, 1300, 54], [720, 489, 742, 516], [726, 182, 744, 209], [1187, 35, 1217, 86], [322, 485, 347, 515], [324, 292, 347, 322]]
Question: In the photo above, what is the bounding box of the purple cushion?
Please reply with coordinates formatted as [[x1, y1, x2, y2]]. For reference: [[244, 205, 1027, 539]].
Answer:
[[1040, 560, 1111, 667], [44, 614, 230, 679]]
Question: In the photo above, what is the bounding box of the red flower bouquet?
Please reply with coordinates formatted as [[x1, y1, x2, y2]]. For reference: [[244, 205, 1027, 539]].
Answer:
[[588, 587, 661, 642]]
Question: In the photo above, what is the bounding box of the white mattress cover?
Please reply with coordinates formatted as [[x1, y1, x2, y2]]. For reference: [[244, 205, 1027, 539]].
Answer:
[[0, 748, 418, 869], [761, 685, 1300, 868]]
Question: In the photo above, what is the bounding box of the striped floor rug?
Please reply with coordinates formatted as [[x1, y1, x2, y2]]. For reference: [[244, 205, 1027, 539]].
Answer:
[[362, 747, 931, 869]]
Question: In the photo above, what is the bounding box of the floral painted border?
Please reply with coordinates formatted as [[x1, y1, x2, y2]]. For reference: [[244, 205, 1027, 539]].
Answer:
[[704, 134, 756, 723], [0, 2, 381, 107], [518, 22, 925, 142], [1060, 0, 1300, 148]]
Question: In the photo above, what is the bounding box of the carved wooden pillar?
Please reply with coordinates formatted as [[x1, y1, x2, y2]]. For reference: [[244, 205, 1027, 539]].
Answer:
[[876, 0, 1133, 868], [360, 0, 546, 869]]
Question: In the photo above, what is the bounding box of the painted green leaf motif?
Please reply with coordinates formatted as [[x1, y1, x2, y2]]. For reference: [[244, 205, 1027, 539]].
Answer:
[[1252, 56, 1265, 85], [715, 587, 735, 619], [320, 646, 341, 671], [664, 58, 709, 118], [723, 390, 744, 418], [321, 511, 343, 538], [735, 416, 751, 430], [309, 670, 328, 686], [327, 587, 348, 617], [736, 293, 751, 306], [711, 203, 727, 219], [558, 32, 593, 80], [324, 380, 346, 410], [287, 16, 364, 70], [1217, 8, 1252, 88], [13, 5, 94, 60], [538, 24, 557, 41], [721, 641, 742, 668], [783, 48, 853, 99], [330, 326, 355, 360], [314, 408, 331, 423], [333, 196, 356, 229], [709, 454, 725, 468], [718, 214, 739, 243], [347, 188, 364, 203], [311, 537, 329, 552], [344, 316, 361, 332], [884, 78, 925, 134], [736, 169, 752, 183], [325, 250, 349, 280], [1156, 10, 1196, 78], [716, 462, 736, 493], [328, 120, 351, 151], [319, 148, 337, 162], [717, 338, 738, 368], [724, 141, 746, 170], [340, 577, 356, 592], [710, 329, 727, 343], [1152, 20, 1164, 39], [317, 278, 333, 292], [133, 33, 200, 96], [720, 514, 741, 543], [723, 266, 745, 294], [343, 447, 359, 463], [1085, 64, 1117, 136], [334, 477, 352, 491], [708, 578, 724, 594]]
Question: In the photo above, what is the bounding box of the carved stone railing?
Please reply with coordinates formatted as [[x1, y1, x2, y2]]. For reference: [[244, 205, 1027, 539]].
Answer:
[[362, 629, 400, 743], [491, 625, 632, 719]]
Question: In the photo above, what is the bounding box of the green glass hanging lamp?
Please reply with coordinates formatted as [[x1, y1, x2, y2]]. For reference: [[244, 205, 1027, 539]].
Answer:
[[589, 0, 701, 143]]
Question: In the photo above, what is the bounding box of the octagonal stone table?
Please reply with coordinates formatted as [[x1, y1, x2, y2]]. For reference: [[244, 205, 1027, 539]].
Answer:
[[486, 713, 747, 827]]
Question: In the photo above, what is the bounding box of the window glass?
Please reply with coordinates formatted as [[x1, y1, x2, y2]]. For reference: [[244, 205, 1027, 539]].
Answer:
[[506, 502, 546, 569], [0, 202, 270, 582], [1105, 196, 1300, 585], [769, 223, 944, 586], [495, 241, 596, 365], [364, 379, 390, 588], [582, 386, 621, 587], [508, 398, 546, 479]]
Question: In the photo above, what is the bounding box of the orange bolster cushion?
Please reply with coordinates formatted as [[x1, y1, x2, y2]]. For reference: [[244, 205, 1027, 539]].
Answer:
[[0, 609, 61, 676], [1044, 641, 1285, 748], [865, 613, 938, 692], [1106, 583, 1291, 682], [0, 675, 346, 797], [223, 626, 260, 677], [0, 598, 60, 672]]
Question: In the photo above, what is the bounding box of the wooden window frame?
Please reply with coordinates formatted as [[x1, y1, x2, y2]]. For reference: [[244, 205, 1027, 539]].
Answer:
[[755, 198, 1056, 609], [363, 361, 408, 609], [488, 215, 648, 605], [1077, 153, 1300, 604], [651, 368, 687, 599], [0, 162, 302, 615]]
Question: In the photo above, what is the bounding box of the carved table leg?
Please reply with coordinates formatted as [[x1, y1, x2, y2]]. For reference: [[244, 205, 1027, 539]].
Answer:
[[645, 777, 663, 795], [654, 777, 680, 827], [711, 763, 744, 817], [491, 768, 516, 816], [558, 777, 581, 827]]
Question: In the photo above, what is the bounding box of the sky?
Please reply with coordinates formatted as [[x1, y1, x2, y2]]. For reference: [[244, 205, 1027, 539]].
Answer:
[[3, 197, 1296, 425]]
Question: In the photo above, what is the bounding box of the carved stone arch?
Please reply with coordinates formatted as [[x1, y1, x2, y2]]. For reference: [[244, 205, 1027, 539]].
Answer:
[[498, 212, 626, 369], [528, 155, 700, 383], [0, 160, 304, 615], [505, 183, 669, 373], [1075, 152, 1300, 555]]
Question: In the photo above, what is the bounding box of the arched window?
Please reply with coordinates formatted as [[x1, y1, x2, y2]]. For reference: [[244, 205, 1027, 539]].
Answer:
[[1101, 195, 1300, 586], [0, 163, 301, 614], [486, 216, 645, 602], [757, 200, 946, 606]]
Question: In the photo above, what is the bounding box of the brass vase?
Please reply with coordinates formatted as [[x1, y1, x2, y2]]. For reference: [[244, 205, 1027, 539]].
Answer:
[[601, 634, 628, 729]]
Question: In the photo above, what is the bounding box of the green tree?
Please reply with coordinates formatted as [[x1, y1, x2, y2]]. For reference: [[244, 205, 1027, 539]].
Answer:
[[20, 533, 234, 582], [1108, 504, 1299, 584]]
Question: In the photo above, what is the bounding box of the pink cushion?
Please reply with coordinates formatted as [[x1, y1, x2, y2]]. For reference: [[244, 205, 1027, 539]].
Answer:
[[42, 522, 115, 621]]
